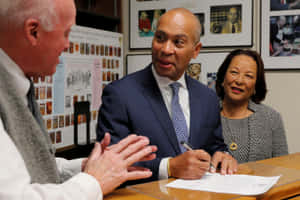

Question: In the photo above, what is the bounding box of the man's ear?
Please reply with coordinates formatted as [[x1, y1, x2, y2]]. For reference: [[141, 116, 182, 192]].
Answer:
[[24, 18, 40, 46], [192, 42, 202, 59]]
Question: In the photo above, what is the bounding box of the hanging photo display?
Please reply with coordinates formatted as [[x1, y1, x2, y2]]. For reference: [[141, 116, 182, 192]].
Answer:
[[32, 25, 123, 149]]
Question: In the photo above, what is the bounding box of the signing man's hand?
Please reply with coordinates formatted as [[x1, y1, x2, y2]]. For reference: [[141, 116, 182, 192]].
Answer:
[[169, 149, 211, 179]]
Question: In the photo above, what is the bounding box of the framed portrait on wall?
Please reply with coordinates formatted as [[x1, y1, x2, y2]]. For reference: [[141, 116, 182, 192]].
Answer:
[[129, 0, 252, 49], [261, 0, 300, 69], [200, 0, 253, 48]]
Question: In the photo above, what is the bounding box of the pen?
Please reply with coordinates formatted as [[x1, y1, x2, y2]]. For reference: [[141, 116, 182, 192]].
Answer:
[[180, 141, 216, 171]]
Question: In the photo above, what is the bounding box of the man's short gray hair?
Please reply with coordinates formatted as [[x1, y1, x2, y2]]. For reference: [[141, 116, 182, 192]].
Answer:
[[0, 0, 58, 31]]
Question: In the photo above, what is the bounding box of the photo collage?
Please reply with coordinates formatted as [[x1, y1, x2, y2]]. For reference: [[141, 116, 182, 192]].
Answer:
[[31, 26, 123, 148], [64, 41, 122, 90]]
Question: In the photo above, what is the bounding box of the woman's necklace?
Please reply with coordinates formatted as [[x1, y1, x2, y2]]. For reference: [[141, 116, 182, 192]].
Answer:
[[222, 109, 250, 151]]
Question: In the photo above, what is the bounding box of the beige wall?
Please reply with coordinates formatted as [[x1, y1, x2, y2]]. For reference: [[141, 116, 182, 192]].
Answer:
[[122, 0, 300, 153]]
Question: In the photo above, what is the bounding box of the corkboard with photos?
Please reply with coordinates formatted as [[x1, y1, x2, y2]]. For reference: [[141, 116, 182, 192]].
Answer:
[[31, 25, 123, 149]]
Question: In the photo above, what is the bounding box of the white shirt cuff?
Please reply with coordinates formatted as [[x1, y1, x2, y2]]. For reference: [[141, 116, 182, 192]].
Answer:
[[56, 157, 84, 181], [158, 157, 171, 180], [62, 172, 103, 200]]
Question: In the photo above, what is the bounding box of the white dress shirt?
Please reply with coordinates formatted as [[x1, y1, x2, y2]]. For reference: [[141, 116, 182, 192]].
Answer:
[[0, 48, 102, 200], [151, 66, 190, 179]]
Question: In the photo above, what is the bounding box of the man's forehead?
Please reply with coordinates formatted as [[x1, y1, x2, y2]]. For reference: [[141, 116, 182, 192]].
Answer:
[[156, 29, 189, 39]]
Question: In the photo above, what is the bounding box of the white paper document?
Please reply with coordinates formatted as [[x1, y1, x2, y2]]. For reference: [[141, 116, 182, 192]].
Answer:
[[166, 173, 280, 195]]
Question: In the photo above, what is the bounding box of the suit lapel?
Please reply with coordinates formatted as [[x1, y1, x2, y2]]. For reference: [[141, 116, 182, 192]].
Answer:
[[140, 66, 181, 154], [186, 76, 203, 147]]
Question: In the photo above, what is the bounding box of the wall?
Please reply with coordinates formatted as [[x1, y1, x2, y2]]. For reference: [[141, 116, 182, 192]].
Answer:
[[121, 0, 300, 153]]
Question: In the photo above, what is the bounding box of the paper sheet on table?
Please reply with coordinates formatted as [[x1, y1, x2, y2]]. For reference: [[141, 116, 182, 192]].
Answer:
[[166, 173, 280, 195]]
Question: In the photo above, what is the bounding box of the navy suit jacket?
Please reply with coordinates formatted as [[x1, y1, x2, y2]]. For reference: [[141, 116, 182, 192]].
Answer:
[[97, 65, 227, 182]]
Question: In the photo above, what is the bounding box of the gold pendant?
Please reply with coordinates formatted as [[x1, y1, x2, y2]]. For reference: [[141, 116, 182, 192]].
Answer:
[[230, 142, 238, 151]]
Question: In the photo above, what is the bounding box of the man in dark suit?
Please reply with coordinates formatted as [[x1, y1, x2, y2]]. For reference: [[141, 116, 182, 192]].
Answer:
[[97, 8, 237, 182]]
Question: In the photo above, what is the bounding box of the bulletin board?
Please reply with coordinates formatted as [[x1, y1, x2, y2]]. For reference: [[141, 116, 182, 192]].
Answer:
[[32, 25, 123, 149]]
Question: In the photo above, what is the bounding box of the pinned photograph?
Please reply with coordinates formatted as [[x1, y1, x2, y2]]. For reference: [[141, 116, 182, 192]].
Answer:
[[65, 96, 71, 108], [187, 63, 201, 81], [47, 87, 52, 99], [46, 101, 52, 115], [53, 116, 58, 129], [80, 43, 85, 55], [65, 115, 70, 127], [46, 118, 52, 130], [207, 72, 217, 92], [39, 103, 46, 115], [56, 131, 62, 143], [59, 115, 65, 128], [35, 87, 39, 100]]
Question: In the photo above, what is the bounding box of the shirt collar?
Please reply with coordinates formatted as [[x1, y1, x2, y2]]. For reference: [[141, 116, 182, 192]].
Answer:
[[151, 64, 187, 90], [0, 48, 31, 100]]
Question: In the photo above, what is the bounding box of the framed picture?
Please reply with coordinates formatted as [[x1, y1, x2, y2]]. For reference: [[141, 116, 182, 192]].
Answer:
[[126, 54, 152, 74], [190, 52, 229, 91], [126, 52, 230, 92], [261, 0, 300, 69], [129, 0, 253, 49]]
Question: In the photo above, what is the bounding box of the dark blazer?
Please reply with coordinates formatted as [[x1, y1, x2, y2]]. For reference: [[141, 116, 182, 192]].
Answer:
[[96, 65, 227, 181]]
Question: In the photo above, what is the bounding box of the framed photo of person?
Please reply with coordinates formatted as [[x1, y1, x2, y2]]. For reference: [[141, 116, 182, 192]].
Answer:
[[129, 0, 169, 49], [261, 0, 300, 69], [201, 0, 253, 48], [129, 0, 252, 49]]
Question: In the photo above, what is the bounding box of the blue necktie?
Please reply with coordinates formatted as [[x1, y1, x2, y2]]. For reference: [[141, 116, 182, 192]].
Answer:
[[170, 82, 188, 153]]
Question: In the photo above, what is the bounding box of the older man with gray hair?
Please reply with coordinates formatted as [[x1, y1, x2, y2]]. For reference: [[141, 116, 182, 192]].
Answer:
[[0, 0, 157, 199]]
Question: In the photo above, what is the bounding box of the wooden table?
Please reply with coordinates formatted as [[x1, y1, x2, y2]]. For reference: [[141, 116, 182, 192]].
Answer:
[[104, 153, 300, 200]]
